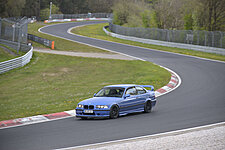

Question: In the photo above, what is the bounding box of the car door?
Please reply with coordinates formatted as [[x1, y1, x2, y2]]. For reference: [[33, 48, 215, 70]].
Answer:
[[119, 87, 138, 113], [135, 86, 148, 109]]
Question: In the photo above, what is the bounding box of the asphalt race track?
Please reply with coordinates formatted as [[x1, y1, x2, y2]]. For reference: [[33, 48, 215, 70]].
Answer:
[[0, 21, 225, 150]]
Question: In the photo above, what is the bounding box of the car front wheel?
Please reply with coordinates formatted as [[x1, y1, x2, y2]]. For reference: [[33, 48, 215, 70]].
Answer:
[[109, 105, 119, 119], [144, 101, 152, 113]]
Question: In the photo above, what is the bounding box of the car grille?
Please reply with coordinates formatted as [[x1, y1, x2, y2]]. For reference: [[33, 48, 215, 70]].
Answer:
[[83, 113, 95, 115], [84, 105, 94, 109]]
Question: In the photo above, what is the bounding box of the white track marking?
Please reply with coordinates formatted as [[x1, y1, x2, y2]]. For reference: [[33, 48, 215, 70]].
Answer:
[[68, 25, 225, 64], [55, 121, 225, 150], [38, 23, 145, 61]]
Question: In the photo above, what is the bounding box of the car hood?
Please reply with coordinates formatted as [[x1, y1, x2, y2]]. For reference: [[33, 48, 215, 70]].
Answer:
[[79, 97, 122, 106]]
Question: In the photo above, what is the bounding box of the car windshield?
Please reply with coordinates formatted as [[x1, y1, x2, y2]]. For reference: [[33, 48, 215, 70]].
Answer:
[[95, 87, 125, 98]]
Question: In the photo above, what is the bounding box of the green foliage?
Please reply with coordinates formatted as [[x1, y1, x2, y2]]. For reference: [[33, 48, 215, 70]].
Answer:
[[112, 0, 130, 25], [149, 11, 158, 28], [112, 0, 156, 28], [2, 0, 26, 17], [112, 0, 225, 31], [142, 10, 151, 28], [184, 14, 193, 30], [40, 8, 50, 20], [113, 11, 125, 25]]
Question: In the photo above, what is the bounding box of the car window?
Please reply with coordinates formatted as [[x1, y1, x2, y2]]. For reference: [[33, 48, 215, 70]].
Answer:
[[136, 86, 147, 95], [95, 87, 125, 97], [125, 87, 137, 95]]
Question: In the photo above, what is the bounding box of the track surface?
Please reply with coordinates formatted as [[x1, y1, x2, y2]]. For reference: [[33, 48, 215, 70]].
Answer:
[[1, 21, 225, 150]]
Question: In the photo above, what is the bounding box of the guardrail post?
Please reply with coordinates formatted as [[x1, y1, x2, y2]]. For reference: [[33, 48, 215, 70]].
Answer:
[[12, 24, 15, 42], [17, 24, 21, 53]]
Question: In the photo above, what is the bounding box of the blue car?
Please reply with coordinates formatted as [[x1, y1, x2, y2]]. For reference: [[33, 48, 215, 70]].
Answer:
[[76, 84, 156, 119]]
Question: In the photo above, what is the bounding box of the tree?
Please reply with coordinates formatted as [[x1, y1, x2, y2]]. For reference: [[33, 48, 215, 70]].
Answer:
[[112, 0, 157, 28], [0, 0, 8, 17], [87, 0, 114, 13], [40, 3, 61, 20], [3, 0, 26, 17], [22, 0, 39, 17]]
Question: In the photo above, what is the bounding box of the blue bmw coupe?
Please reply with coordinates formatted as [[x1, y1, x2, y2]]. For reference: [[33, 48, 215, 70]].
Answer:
[[76, 84, 156, 119]]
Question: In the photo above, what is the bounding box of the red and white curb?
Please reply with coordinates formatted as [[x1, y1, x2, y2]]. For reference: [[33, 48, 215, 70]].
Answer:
[[0, 110, 76, 129], [155, 66, 181, 97], [44, 18, 108, 23], [0, 70, 180, 129]]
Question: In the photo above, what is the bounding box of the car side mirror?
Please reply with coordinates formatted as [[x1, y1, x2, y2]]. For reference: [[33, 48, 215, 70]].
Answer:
[[151, 87, 154, 91], [93, 93, 96, 97], [124, 94, 130, 99]]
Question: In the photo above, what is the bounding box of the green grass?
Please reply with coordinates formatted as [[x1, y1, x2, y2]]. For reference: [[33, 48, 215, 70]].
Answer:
[[0, 46, 15, 62], [0, 21, 171, 121], [71, 23, 225, 62], [0, 44, 25, 62], [28, 22, 111, 53], [0, 52, 170, 121]]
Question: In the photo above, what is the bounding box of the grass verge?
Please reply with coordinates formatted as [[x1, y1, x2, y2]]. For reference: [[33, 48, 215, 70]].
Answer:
[[28, 22, 110, 53], [71, 23, 225, 62], [0, 53, 170, 121], [0, 44, 25, 62], [0, 22, 170, 121], [0, 46, 15, 62]]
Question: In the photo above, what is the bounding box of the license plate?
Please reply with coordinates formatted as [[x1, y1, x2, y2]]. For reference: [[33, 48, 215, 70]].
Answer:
[[84, 110, 93, 113]]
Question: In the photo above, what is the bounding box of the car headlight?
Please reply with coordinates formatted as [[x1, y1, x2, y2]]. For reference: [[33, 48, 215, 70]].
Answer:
[[96, 105, 109, 109], [77, 104, 83, 108]]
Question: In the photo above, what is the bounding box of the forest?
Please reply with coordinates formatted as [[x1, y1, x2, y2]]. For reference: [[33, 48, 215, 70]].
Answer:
[[113, 0, 225, 31], [0, 0, 225, 31]]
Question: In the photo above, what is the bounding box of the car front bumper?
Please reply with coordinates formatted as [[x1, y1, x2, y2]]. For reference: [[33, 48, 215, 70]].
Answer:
[[76, 109, 110, 118]]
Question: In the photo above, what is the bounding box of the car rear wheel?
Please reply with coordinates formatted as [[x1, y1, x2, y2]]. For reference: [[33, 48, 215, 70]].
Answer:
[[144, 101, 152, 113], [110, 105, 119, 119]]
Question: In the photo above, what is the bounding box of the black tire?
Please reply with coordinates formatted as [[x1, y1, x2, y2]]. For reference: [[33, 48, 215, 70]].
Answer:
[[144, 101, 152, 113], [80, 117, 87, 120], [109, 105, 119, 119]]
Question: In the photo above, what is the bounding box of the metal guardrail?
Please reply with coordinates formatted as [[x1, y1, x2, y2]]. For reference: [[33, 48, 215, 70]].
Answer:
[[51, 13, 111, 19], [109, 22, 225, 49], [104, 26, 225, 55], [0, 46, 33, 74], [28, 34, 54, 49]]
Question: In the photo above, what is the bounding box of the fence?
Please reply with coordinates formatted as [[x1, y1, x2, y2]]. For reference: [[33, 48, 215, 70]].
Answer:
[[0, 46, 33, 74], [28, 34, 54, 49], [51, 13, 111, 20], [0, 17, 29, 52], [109, 22, 225, 49], [0, 17, 33, 74]]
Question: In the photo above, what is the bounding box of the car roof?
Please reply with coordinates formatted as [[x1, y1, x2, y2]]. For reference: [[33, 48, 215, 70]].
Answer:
[[105, 84, 137, 88]]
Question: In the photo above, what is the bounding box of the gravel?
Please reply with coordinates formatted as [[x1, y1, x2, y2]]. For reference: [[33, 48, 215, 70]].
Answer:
[[87, 125, 225, 150], [33, 48, 136, 60]]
